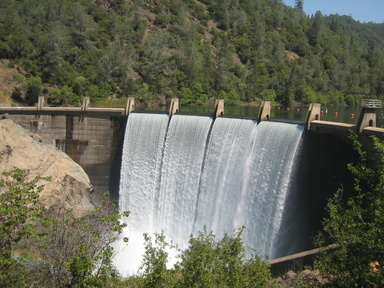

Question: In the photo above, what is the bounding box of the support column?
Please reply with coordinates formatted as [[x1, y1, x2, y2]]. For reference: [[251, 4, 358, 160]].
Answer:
[[305, 103, 321, 131], [37, 96, 45, 111], [214, 99, 224, 118], [169, 98, 179, 116], [258, 101, 271, 122], [82, 97, 90, 112], [357, 99, 381, 132], [125, 97, 135, 115]]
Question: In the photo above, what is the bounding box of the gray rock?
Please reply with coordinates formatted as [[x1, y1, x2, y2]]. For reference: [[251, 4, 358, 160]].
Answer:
[[0, 119, 95, 217], [283, 270, 297, 280]]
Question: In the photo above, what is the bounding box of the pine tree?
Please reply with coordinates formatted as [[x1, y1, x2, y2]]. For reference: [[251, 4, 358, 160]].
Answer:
[[295, 0, 304, 12]]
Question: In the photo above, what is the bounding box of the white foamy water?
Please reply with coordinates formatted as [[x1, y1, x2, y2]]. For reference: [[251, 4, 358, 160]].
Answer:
[[114, 114, 303, 276]]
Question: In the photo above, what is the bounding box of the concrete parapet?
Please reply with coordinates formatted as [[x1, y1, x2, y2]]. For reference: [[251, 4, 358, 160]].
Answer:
[[305, 103, 321, 130], [0, 106, 127, 116], [78, 107, 125, 114], [258, 101, 270, 122], [362, 99, 382, 108], [214, 99, 224, 118], [362, 126, 384, 137], [0, 107, 38, 113], [169, 98, 179, 116], [309, 120, 356, 138]]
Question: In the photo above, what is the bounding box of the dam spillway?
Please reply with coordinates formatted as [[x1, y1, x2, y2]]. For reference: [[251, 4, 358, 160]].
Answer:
[[2, 99, 380, 274], [117, 113, 304, 275]]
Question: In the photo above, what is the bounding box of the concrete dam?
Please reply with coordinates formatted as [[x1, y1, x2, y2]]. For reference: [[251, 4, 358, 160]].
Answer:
[[1, 97, 383, 274]]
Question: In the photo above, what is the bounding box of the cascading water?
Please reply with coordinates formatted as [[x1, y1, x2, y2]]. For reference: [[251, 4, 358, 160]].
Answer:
[[193, 117, 258, 238], [194, 120, 303, 258], [118, 113, 169, 231], [234, 121, 303, 258], [115, 113, 303, 275], [114, 113, 169, 275], [156, 115, 213, 244]]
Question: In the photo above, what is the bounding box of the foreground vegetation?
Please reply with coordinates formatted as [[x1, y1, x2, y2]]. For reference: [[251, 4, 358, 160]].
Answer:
[[1, 0, 384, 108], [0, 170, 129, 287], [2, 134, 384, 287], [0, 169, 271, 287], [314, 134, 384, 287]]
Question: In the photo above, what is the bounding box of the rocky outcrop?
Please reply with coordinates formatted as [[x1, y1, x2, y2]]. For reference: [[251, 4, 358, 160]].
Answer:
[[0, 118, 95, 217], [270, 269, 335, 287]]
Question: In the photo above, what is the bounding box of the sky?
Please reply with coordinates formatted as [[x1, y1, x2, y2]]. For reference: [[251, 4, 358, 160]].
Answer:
[[283, 0, 384, 23]]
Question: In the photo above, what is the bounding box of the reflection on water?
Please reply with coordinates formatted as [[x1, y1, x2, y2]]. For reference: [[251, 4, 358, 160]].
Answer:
[[137, 104, 383, 126]]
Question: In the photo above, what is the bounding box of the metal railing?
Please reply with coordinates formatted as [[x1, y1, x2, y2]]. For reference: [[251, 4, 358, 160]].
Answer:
[[362, 99, 382, 108]]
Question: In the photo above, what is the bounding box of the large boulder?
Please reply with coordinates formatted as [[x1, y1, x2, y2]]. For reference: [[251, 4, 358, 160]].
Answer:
[[0, 118, 95, 217]]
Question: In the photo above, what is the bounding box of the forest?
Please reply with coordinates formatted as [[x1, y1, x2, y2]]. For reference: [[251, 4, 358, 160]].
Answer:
[[1, 0, 384, 108]]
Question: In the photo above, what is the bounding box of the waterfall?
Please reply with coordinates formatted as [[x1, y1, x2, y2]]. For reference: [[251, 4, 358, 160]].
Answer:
[[119, 113, 169, 231], [116, 114, 303, 275], [235, 121, 303, 258], [155, 114, 213, 246], [193, 117, 258, 237]]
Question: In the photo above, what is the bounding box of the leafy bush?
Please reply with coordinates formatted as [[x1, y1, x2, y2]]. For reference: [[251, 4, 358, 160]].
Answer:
[[32, 192, 129, 287], [25, 76, 42, 106], [138, 228, 271, 288], [48, 85, 80, 106], [0, 170, 129, 288], [315, 134, 384, 287], [11, 87, 24, 103], [154, 14, 169, 28], [0, 170, 48, 287], [176, 228, 271, 288]]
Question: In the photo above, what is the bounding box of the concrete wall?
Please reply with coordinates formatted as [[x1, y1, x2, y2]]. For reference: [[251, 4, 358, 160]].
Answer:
[[4, 112, 126, 200]]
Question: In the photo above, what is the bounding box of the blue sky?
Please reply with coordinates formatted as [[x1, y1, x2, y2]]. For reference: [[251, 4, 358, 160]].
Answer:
[[283, 0, 384, 23]]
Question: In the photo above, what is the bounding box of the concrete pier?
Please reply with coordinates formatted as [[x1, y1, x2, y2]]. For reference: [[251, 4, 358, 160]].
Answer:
[[214, 99, 224, 118], [169, 98, 179, 116], [125, 97, 135, 115], [305, 103, 321, 130], [258, 101, 271, 122], [356, 99, 381, 132], [82, 97, 90, 111]]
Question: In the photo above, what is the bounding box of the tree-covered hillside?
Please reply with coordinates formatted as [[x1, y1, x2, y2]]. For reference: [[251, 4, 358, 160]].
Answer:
[[1, 0, 384, 107]]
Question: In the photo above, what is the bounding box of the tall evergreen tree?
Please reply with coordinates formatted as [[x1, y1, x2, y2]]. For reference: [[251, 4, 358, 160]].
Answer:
[[295, 0, 304, 12]]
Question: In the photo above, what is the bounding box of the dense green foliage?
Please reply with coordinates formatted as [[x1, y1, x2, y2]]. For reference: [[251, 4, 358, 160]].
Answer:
[[0, 170, 272, 287], [134, 228, 271, 288], [315, 134, 384, 287], [175, 228, 271, 287], [1, 0, 384, 107], [31, 192, 130, 287], [0, 170, 129, 288], [0, 170, 48, 287]]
